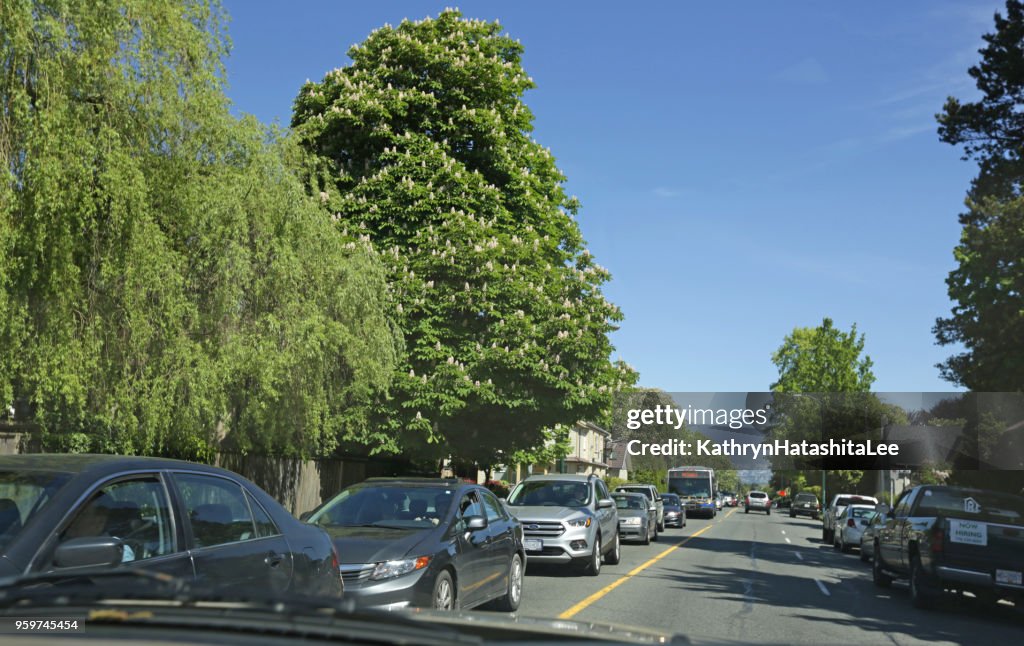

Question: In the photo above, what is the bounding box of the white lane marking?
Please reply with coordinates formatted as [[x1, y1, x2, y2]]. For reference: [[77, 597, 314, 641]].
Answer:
[[785, 537, 791, 544], [780, 530, 786, 535], [794, 551, 803, 561], [815, 579, 831, 596]]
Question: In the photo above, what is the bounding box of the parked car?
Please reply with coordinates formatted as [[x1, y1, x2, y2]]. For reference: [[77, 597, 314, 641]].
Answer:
[[822, 494, 878, 544], [612, 492, 657, 544], [660, 493, 686, 528], [721, 492, 738, 507], [615, 484, 665, 531], [745, 491, 771, 515], [505, 474, 619, 576], [307, 477, 524, 611], [0, 454, 343, 599], [859, 511, 883, 562], [834, 504, 876, 553], [790, 493, 821, 520], [873, 485, 1024, 609]]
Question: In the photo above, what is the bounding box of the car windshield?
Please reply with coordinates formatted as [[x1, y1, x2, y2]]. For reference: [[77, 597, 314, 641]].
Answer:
[[310, 485, 454, 529], [0, 470, 72, 553], [507, 481, 591, 507], [613, 495, 645, 510]]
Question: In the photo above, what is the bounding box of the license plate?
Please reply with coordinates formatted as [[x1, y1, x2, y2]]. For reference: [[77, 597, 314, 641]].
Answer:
[[996, 569, 1022, 585], [524, 538, 543, 552]]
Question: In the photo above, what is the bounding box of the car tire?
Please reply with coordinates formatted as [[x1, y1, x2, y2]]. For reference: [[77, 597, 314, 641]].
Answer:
[[641, 524, 651, 545], [583, 533, 601, 576], [859, 542, 870, 562], [652, 523, 659, 542], [909, 554, 938, 609], [745, 508, 749, 514], [790, 511, 795, 518], [872, 543, 893, 588], [658, 519, 665, 532], [840, 533, 851, 553], [606, 531, 621, 565], [766, 508, 771, 516], [432, 569, 456, 611], [493, 554, 523, 612]]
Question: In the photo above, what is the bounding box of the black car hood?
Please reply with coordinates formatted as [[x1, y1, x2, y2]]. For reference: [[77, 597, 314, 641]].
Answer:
[[323, 525, 433, 564]]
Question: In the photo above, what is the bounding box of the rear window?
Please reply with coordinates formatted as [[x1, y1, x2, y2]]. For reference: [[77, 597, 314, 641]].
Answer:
[[795, 494, 818, 503], [914, 488, 1024, 525], [836, 496, 875, 507], [617, 486, 653, 500], [749, 492, 767, 499]]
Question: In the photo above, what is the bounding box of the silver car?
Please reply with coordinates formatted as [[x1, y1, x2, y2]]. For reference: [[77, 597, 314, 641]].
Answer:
[[612, 492, 657, 544], [505, 474, 620, 576], [835, 504, 876, 553]]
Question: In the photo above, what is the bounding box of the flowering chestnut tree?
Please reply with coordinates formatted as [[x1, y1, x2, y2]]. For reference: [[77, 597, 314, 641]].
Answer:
[[292, 10, 635, 463]]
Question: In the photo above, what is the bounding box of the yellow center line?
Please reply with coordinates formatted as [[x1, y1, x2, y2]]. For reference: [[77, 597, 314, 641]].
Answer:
[[558, 508, 734, 619]]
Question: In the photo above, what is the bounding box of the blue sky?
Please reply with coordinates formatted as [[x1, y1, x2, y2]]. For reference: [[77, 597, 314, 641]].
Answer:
[[222, 1, 1002, 393]]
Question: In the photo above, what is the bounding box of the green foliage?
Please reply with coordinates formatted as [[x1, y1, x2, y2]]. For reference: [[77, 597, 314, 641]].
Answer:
[[605, 476, 626, 491], [628, 468, 665, 491], [933, 197, 1024, 390], [1, 0, 398, 458], [291, 10, 635, 462], [771, 318, 876, 393], [935, 2, 1024, 390]]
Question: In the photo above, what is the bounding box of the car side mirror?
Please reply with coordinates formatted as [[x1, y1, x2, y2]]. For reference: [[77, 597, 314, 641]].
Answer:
[[598, 498, 615, 509], [54, 537, 124, 569], [299, 511, 313, 522], [466, 515, 488, 531]]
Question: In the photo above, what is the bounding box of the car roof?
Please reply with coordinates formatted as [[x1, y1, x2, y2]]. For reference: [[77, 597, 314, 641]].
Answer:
[[611, 491, 646, 498], [361, 477, 465, 487], [616, 484, 654, 489], [0, 453, 228, 477], [523, 474, 593, 482]]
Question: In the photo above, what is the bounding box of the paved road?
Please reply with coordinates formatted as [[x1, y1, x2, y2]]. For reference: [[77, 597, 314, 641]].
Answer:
[[514, 507, 1024, 644]]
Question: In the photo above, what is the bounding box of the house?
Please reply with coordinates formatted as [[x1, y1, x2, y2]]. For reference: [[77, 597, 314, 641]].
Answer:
[[605, 439, 632, 481]]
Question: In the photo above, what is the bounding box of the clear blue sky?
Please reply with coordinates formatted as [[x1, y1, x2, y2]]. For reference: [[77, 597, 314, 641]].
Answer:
[[222, 1, 1002, 393]]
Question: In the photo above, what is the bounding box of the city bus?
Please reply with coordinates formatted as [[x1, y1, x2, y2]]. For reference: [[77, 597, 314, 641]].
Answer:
[[667, 466, 717, 519]]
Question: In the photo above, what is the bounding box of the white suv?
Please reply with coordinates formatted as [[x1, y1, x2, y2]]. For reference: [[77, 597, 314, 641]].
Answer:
[[745, 491, 771, 515]]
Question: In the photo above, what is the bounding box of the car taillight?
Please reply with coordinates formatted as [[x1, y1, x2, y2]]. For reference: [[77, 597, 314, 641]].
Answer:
[[331, 545, 342, 580], [931, 528, 944, 554], [847, 518, 856, 528]]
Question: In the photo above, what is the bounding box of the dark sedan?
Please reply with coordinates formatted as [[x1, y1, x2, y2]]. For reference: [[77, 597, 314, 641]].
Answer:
[[660, 493, 686, 528], [306, 478, 525, 612], [0, 454, 342, 598]]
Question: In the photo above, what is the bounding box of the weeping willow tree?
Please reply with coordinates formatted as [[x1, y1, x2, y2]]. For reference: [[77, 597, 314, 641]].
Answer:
[[0, 0, 399, 458]]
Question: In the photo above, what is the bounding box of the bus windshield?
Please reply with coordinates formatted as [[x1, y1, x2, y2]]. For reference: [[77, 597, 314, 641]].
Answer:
[[668, 474, 713, 498]]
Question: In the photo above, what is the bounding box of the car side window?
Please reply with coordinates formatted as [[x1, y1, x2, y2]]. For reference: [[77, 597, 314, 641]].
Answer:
[[893, 489, 915, 517], [174, 473, 257, 548], [58, 476, 174, 563], [596, 480, 610, 501], [458, 491, 483, 518], [246, 491, 279, 538], [479, 490, 505, 522]]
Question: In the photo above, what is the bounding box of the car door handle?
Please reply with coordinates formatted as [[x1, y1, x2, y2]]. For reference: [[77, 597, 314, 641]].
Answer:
[[265, 551, 283, 567]]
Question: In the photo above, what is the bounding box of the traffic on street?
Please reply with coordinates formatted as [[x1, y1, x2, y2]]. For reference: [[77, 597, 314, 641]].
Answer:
[[517, 503, 1024, 645]]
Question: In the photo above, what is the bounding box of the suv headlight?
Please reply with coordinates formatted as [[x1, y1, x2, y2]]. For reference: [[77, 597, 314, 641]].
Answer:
[[370, 556, 431, 581], [621, 517, 641, 526], [566, 516, 592, 528]]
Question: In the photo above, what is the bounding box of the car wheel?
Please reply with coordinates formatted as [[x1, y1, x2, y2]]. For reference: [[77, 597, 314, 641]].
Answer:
[[606, 531, 621, 565], [652, 522, 659, 542], [790, 511, 795, 518], [493, 554, 523, 612], [641, 523, 651, 545], [745, 508, 749, 514], [658, 519, 665, 532], [859, 541, 870, 562], [583, 534, 601, 576], [766, 508, 771, 515], [432, 570, 455, 611], [909, 553, 938, 609], [840, 533, 851, 553], [872, 543, 892, 588]]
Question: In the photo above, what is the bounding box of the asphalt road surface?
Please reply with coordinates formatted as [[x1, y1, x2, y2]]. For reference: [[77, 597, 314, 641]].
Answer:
[[515, 507, 1024, 645]]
